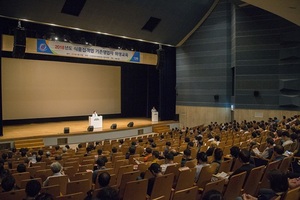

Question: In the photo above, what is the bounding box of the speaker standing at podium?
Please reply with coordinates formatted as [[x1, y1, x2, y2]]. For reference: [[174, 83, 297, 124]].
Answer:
[[151, 107, 157, 112], [92, 111, 98, 117], [151, 107, 158, 122]]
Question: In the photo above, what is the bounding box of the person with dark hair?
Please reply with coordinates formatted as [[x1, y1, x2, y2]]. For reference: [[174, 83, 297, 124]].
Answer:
[[17, 163, 27, 173], [163, 141, 172, 157], [202, 189, 223, 200], [92, 158, 107, 184], [181, 148, 192, 167], [147, 163, 163, 196], [195, 152, 210, 182], [229, 149, 255, 179], [96, 186, 119, 200], [97, 172, 111, 188], [206, 143, 217, 157], [211, 148, 223, 174], [241, 169, 289, 200], [230, 146, 240, 159], [161, 152, 177, 174], [143, 147, 153, 162], [282, 131, 293, 150], [35, 192, 54, 200], [152, 150, 163, 163], [1, 175, 17, 192], [253, 138, 274, 160], [125, 146, 136, 159], [272, 145, 286, 161], [25, 179, 41, 199]]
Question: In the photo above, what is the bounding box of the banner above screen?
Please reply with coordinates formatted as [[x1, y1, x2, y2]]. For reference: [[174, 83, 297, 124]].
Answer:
[[37, 39, 141, 63], [2, 35, 157, 65]]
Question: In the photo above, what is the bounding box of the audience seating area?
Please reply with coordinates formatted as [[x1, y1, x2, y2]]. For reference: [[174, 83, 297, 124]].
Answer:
[[0, 115, 300, 200]]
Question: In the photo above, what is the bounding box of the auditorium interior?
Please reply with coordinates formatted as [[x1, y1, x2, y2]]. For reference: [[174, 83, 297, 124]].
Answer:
[[0, 0, 300, 199]]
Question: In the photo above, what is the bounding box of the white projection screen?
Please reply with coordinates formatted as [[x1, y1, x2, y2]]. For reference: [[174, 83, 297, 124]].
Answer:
[[2, 58, 121, 120]]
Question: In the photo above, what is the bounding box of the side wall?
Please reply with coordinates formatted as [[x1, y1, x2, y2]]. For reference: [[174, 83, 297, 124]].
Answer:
[[176, 0, 300, 127]]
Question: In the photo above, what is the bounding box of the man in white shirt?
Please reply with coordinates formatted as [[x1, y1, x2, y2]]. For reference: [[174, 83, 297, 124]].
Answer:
[[160, 153, 178, 174]]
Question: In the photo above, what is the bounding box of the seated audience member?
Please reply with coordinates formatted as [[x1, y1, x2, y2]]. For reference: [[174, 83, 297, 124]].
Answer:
[[206, 142, 217, 157], [211, 148, 223, 174], [160, 153, 178, 174], [17, 163, 27, 173], [195, 152, 210, 182], [241, 169, 289, 200], [152, 151, 161, 163], [43, 162, 69, 186], [253, 138, 274, 160], [92, 158, 107, 184], [229, 146, 240, 159], [147, 163, 163, 196], [97, 172, 111, 188], [202, 189, 223, 200], [35, 192, 54, 200], [1, 175, 17, 192], [228, 149, 255, 180], [25, 179, 41, 199], [281, 131, 293, 150], [181, 148, 192, 167], [143, 147, 153, 162], [125, 146, 136, 159], [163, 142, 172, 157], [271, 145, 286, 161], [96, 186, 119, 200]]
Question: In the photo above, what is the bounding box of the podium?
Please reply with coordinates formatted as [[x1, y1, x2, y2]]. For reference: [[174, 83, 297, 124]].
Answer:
[[89, 115, 103, 128], [152, 111, 158, 122]]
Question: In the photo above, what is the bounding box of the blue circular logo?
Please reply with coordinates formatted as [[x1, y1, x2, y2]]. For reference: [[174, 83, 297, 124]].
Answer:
[[39, 43, 48, 52]]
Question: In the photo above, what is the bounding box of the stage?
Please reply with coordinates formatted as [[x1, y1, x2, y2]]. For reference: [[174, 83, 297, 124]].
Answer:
[[0, 118, 179, 147]]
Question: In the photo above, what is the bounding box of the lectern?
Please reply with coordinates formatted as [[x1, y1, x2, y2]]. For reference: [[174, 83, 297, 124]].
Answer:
[[89, 115, 103, 128], [152, 111, 158, 122]]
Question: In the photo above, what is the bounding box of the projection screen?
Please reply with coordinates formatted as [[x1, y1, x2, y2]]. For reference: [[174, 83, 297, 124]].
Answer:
[[2, 58, 121, 120]]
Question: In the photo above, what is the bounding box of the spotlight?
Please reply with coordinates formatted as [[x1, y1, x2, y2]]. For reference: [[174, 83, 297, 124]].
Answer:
[[110, 124, 117, 129], [127, 122, 134, 127], [87, 126, 94, 132]]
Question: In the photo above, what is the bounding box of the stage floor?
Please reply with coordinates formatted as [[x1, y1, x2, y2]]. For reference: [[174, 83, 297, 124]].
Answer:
[[1, 118, 175, 142]]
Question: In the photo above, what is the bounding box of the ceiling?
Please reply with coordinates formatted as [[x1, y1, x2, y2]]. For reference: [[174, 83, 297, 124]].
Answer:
[[0, 0, 299, 47], [0, 0, 217, 47]]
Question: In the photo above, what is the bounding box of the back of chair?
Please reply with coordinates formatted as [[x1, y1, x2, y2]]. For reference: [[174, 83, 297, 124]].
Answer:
[[278, 156, 293, 173], [55, 192, 85, 200], [27, 166, 42, 177], [173, 168, 196, 191], [150, 173, 174, 200], [195, 164, 217, 189], [122, 179, 148, 200], [41, 185, 60, 197], [118, 170, 141, 199], [66, 179, 91, 196], [202, 178, 225, 197], [282, 186, 300, 200], [259, 160, 281, 189], [12, 172, 31, 188], [243, 165, 265, 196], [34, 169, 52, 182], [78, 164, 94, 172], [70, 171, 92, 186], [0, 189, 26, 200], [223, 172, 247, 200], [48, 175, 69, 195], [20, 178, 42, 189], [217, 159, 233, 173], [172, 186, 198, 200], [116, 164, 133, 186]]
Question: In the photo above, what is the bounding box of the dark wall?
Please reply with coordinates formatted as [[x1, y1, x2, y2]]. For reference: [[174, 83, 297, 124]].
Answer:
[[176, 0, 300, 111], [176, 0, 232, 107], [234, 5, 300, 110]]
